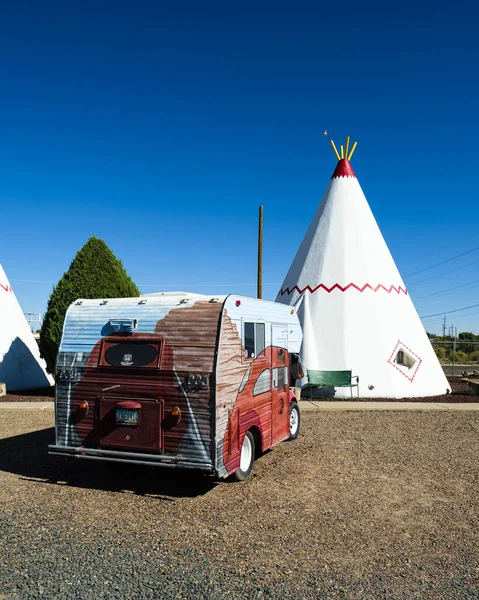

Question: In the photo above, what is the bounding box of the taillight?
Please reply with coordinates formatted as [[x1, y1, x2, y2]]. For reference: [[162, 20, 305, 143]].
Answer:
[[170, 406, 181, 422], [79, 400, 89, 415]]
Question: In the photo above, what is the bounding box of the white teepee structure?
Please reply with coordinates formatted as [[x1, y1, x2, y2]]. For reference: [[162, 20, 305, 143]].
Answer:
[[0, 264, 53, 391], [276, 136, 450, 398]]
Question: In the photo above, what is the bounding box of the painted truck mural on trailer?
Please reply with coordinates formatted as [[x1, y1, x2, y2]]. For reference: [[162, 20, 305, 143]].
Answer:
[[49, 293, 302, 480]]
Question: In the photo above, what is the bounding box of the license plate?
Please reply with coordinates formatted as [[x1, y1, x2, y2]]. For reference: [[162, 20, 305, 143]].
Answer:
[[116, 408, 139, 426]]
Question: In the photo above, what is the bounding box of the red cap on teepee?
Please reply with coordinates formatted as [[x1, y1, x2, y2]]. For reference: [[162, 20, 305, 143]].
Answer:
[[331, 159, 356, 179], [324, 133, 358, 178]]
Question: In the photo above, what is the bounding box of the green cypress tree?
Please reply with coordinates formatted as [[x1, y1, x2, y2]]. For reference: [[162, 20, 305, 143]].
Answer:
[[39, 236, 140, 373]]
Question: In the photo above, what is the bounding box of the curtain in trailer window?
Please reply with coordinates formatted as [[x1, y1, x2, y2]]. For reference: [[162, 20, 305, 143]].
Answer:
[[255, 323, 265, 356], [244, 322, 265, 358], [245, 323, 255, 358]]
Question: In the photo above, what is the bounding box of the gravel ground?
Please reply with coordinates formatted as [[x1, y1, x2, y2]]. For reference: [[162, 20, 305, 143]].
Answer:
[[0, 411, 478, 599]]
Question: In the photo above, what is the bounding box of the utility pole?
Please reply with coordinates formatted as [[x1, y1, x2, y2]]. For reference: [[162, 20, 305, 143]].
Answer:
[[442, 315, 447, 338], [257, 205, 263, 299], [449, 324, 457, 375], [452, 333, 457, 375]]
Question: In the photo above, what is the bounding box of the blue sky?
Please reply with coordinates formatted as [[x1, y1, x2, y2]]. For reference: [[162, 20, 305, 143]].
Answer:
[[1, 0, 478, 335]]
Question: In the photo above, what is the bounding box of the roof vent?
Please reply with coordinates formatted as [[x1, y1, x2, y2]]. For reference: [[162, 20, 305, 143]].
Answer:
[[109, 319, 138, 334]]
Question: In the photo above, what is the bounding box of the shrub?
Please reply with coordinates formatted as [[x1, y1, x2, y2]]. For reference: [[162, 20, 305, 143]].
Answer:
[[453, 350, 468, 364], [39, 236, 140, 373], [468, 350, 479, 364], [433, 346, 448, 362]]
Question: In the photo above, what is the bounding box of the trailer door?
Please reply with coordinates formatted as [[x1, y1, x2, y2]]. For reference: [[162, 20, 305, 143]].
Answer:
[[271, 325, 290, 445]]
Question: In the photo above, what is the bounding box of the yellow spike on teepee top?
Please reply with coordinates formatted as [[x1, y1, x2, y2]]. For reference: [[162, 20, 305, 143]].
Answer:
[[329, 139, 341, 161], [347, 141, 358, 161], [324, 131, 357, 162]]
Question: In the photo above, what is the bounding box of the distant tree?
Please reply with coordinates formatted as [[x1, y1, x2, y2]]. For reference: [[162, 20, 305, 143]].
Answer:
[[458, 331, 479, 354], [39, 236, 140, 373]]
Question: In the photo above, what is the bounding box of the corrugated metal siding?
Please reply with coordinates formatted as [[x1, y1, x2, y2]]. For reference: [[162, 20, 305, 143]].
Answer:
[[154, 300, 222, 461], [56, 295, 223, 468]]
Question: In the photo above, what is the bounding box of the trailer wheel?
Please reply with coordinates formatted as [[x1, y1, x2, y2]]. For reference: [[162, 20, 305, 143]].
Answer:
[[231, 431, 255, 481], [288, 400, 300, 440]]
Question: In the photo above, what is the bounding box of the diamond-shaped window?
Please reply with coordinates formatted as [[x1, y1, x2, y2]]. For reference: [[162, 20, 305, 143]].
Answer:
[[394, 349, 416, 369], [388, 341, 422, 382]]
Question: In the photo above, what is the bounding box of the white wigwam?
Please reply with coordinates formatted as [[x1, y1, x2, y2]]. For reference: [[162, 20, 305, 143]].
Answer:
[[0, 264, 53, 390], [276, 136, 450, 398]]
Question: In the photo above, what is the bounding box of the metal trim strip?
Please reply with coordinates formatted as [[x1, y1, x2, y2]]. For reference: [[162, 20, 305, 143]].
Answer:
[[48, 451, 213, 471], [48, 444, 213, 467]]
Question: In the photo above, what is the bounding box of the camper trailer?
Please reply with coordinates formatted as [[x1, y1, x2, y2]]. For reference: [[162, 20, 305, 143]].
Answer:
[[49, 293, 302, 480]]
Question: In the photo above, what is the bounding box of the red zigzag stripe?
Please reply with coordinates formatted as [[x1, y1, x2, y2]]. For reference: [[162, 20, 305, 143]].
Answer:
[[280, 283, 408, 296]]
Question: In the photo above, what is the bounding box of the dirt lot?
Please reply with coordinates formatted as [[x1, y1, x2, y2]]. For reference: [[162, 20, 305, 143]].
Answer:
[[0, 411, 478, 599]]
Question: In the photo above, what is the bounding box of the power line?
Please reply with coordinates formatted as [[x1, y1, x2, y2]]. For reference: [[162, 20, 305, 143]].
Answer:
[[422, 309, 479, 327], [408, 258, 479, 286], [420, 303, 479, 319], [405, 245, 479, 278], [428, 311, 479, 325], [403, 231, 479, 266], [414, 279, 479, 301], [449, 310, 479, 322]]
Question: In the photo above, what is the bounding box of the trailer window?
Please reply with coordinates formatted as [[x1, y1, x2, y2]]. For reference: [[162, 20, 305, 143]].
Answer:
[[244, 322, 265, 359], [100, 342, 160, 368], [273, 366, 288, 390], [253, 369, 271, 396]]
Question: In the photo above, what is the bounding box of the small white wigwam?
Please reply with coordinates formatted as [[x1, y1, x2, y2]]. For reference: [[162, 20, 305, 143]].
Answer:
[[0, 264, 53, 391], [276, 135, 450, 398]]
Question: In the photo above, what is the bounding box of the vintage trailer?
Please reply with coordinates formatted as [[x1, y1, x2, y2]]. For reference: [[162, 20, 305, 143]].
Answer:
[[49, 292, 302, 480]]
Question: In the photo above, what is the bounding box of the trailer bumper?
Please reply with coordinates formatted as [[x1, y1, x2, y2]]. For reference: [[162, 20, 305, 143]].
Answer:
[[48, 445, 214, 472]]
